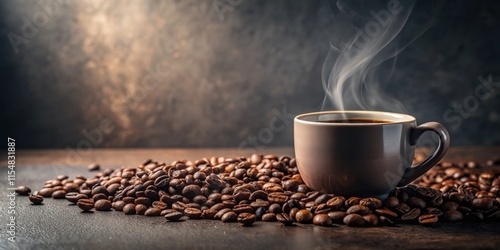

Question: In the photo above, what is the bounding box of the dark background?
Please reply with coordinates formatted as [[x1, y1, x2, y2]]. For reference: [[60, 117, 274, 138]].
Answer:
[[1, 0, 499, 149]]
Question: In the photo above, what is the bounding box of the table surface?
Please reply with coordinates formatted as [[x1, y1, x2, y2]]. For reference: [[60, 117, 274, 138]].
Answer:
[[1, 147, 500, 250]]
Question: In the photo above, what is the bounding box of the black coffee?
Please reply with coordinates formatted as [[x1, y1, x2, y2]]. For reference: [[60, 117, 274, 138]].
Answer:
[[322, 118, 391, 124]]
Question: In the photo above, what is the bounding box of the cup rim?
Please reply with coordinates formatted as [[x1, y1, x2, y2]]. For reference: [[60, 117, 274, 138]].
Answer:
[[294, 110, 416, 126]]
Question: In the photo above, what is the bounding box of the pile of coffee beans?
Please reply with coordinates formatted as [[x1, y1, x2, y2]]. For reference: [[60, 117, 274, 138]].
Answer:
[[18, 154, 500, 227]]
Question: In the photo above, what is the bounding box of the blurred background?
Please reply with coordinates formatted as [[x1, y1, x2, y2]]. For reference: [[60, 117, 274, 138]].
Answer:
[[1, 0, 499, 149]]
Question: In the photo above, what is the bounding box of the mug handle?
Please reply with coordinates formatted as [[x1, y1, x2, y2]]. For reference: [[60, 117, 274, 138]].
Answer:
[[397, 122, 450, 186]]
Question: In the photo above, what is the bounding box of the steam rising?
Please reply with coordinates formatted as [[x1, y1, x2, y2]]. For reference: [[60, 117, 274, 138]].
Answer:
[[321, 0, 418, 112]]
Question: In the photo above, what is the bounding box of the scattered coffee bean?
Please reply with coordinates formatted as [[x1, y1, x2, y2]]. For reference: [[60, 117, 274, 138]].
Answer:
[[418, 214, 438, 226], [77, 199, 94, 212], [295, 209, 313, 224], [401, 208, 421, 222], [51, 190, 67, 199], [164, 211, 184, 221], [313, 214, 332, 227], [38, 188, 54, 197], [184, 208, 202, 219], [346, 205, 370, 215], [135, 204, 148, 215], [123, 204, 136, 215], [113, 201, 126, 211], [327, 211, 346, 223], [343, 214, 365, 227], [444, 210, 463, 222], [145, 208, 162, 216], [29, 194, 43, 205], [15, 186, 31, 195], [238, 213, 256, 226], [88, 163, 100, 171], [221, 211, 238, 222], [25, 155, 500, 229], [94, 199, 112, 211], [276, 213, 294, 226], [262, 213, 276, 222]]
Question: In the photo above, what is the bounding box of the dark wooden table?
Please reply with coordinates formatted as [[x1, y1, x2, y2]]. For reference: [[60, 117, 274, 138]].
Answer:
[[1, 147, 500, 250]]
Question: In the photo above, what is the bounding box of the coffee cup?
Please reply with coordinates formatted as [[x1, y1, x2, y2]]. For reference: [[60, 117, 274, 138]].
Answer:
[[294, 110, 450, 199]]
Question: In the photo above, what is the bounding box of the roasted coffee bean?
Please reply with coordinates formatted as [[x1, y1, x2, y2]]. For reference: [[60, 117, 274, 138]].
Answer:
[[88, 163, 100, 171], [441, 201, 459, 211], [401, 208, 421, 222], [182, 185, 201, 199], [184, 208, 202, 219], [144, 208, 162, 216], [363, 214, 380, 226], [123, 204, 136, 215], [472, 197, 494, 210], [268, 193, 289, 204], [374, 209, 398, 218], [326, 196, 345, 210], [313, 214, 333, 227], [444, 210, 463, 222], [135, 204, 148, 215], [135, 197, 152, 206], [65, 192, 86, 204], [233, 190, 251, 202], [407, 197, 426, 209], [77, 199, 94, 212], [268, 203, 282, 214], [346, 205, 370, 215], [202, 209, 218, 219], [296, 184, 310, 193], [255, 207, 266, 219], [29, 194, 44, 205], [15, 186, 31, 195], [394, 203, 411, 214], [238, 213, 256, 226], [276, 213, 294, 226], [345, 197, 361, 207], [383, 196, 399, 208], [343, 214, 365, 227], [426, 207, 443, 216], [315, 203, 330, 214], [315, 194, 333, 204], [92, 193, 108, 202], [359, 198, 382, 209], [249, 190, 268, 201], [418, 214, 438, 225], [290, 193, 306, 200], [295, 209, 313, 224], [92, 186, 110, 196], [233, 204, 253, 214], [51, 190, 67, 199], [94, 199, 112, 211], [145, 189, 160, 201], [38, 188, 54, 197], [113, 201, 126, 211], [221, 211, 238, 222], [328, 211, 346, 223], [215, 208, 232, 220], [262, 213, 276, 221], [164, 211, 184, 221]]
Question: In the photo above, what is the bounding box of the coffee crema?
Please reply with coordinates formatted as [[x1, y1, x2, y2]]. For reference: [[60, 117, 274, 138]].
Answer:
[[320, 118, 392, 124]]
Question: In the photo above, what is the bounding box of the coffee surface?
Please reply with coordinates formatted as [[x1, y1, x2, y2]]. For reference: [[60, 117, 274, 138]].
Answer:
[[321, 118, 392, 124]]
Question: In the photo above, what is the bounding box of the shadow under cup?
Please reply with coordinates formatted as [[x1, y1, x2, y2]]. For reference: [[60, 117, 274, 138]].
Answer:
[[294, 111, 450, 199]]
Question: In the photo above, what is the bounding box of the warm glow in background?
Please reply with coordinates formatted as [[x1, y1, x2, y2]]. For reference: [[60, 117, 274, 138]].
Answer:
[[1, 0, 499, 148]]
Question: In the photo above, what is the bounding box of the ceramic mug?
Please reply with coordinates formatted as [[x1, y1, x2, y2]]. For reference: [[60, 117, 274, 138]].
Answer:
[[294, 110, 450, 199]]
